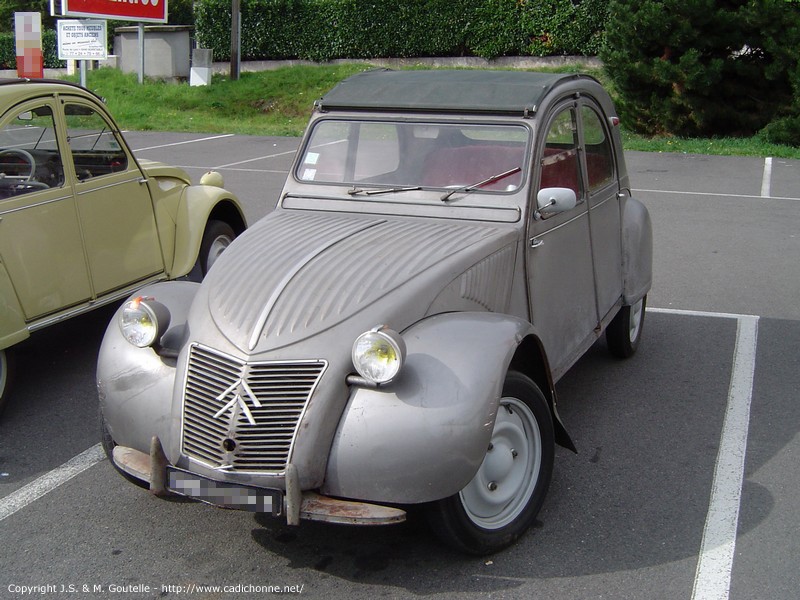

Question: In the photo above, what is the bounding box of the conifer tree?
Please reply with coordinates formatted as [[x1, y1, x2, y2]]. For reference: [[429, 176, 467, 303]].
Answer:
[[601, 0, 798, 139]]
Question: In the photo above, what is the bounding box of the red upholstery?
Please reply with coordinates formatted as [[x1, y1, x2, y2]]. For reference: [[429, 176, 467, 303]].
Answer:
[[540, 148, 612, 192], [421, 145, 524, 190]]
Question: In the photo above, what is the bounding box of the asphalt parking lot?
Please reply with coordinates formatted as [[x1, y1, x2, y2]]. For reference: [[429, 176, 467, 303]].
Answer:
[[1, 131, 798, 600]]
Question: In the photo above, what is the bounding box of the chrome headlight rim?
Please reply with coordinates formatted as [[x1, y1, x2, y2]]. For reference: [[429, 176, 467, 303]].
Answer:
[[119, 296, 171, 348], [351, 325, 406, 385]]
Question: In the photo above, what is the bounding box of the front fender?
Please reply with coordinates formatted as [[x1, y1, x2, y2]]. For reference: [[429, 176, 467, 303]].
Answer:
[[321, 312, 537, 504], [97, 281, 199, 455], [171, 186, 246, 278]]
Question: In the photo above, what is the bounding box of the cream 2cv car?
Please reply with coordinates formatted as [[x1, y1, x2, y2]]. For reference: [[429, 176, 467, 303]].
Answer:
[[0, 79, 246, 416], [99, 70, 652, 555]]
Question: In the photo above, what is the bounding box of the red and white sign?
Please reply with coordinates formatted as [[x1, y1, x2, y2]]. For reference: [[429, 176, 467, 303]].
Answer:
[[61, 0, 168, 23], [15, 12, 44, 78]]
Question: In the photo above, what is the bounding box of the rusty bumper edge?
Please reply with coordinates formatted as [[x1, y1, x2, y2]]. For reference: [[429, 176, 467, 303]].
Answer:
[[299, 492, 406, 526], [110, 444, 406, 525], [110, 437, 169, 496]]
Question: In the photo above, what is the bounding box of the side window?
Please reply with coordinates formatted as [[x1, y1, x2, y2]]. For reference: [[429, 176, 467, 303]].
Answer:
[[64, 103, 127, 181], [0, 105, 64, 197], [540, 108, 581, 197], [581, 106, 614, 191]]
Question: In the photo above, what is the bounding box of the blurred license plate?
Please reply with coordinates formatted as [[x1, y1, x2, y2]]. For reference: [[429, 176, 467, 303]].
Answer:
[[167, 467, 281, 515]]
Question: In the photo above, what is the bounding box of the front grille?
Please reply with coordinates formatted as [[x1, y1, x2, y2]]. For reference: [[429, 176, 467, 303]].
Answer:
[[181, 344, 326, 473]]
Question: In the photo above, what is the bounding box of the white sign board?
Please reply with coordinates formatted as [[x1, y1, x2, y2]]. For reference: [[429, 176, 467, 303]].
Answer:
[[57, 20, 107, 60]]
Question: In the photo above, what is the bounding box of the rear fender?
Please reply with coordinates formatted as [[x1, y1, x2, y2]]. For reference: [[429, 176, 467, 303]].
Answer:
[[321, 312, 564, 504], [621, 196, 653, 303], [0, 263, 27, 349]]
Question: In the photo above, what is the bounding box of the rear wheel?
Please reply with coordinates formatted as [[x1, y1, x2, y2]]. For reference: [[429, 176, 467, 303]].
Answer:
[[426, 371, 555, 555], [606, 295, 646, 358]]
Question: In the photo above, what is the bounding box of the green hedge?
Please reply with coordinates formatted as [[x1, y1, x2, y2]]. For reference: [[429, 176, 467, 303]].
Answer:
[[195, 0, 607, 62], [0, 29, 63, 70]]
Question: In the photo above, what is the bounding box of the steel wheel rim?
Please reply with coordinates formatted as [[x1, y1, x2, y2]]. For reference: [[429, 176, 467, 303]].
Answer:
[[629, 298, 644, 342], [206, 235, 232, 271], [460, 396, 542, 530]]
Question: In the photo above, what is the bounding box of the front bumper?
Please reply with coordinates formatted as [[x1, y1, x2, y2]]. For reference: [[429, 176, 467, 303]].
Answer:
[[111, 438, 406, 526]]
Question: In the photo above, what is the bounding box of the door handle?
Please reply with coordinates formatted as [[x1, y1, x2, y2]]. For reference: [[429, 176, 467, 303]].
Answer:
[[530, 238, 543, 249]]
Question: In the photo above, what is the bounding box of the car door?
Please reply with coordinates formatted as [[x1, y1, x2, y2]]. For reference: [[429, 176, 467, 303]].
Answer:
[[580, 102, 623, 323], [527, 102, 599, 380], [62, 98, 164, 296], [0, 99, 92, 321]]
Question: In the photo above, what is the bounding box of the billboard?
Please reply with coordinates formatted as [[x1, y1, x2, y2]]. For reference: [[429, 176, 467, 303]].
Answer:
[[61, 0, 168, 23]]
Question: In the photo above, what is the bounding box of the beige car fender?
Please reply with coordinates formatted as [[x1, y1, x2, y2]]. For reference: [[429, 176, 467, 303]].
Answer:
[[170, 185, 246, 278]]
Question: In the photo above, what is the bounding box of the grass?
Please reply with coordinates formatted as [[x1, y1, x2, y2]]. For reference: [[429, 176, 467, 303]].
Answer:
[[75, 65, 800, 159]]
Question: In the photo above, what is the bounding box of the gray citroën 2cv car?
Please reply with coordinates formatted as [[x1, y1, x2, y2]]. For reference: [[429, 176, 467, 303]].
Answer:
[[98, 69, 652, 555]]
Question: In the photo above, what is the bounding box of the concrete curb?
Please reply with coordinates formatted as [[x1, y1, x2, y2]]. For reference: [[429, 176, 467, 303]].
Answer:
[[0, 55, 602, 80]]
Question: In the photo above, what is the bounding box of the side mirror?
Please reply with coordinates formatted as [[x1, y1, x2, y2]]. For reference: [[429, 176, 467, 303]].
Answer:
[[536, 187, 577, 215]]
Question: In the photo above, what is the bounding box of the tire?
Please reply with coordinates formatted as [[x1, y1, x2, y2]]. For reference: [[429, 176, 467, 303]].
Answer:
[[606, 295, 646, 359], [198, 220, 235, 277], [426, 371, 555, 555], [0, 348, 13, 417], [100, 409, 149, 489]]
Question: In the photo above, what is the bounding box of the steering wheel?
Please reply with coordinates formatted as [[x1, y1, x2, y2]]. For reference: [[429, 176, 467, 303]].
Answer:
[[0, 148, 36, 181]]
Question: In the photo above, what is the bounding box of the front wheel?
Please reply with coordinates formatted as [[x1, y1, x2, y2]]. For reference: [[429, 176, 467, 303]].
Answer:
[[197, 220, 236, 277], [426, 371, 555, 555], [606, 295, 646, 359]]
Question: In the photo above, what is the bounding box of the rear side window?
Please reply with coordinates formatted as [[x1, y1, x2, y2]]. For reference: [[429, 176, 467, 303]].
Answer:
[[581, 106, 614, 191], [0, 104, 64, 197]]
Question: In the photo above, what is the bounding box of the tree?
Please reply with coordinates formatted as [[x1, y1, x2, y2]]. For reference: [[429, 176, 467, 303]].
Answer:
[[601, 0, 799, 139], [0, 1, 55, 32]]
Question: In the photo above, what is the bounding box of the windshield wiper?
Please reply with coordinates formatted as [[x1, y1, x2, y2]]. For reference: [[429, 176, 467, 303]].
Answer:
[[348, 185, 421, 196], [440, 167, 522, 202]]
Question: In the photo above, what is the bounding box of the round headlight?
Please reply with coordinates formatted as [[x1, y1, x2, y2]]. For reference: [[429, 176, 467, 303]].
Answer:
[[351, 326, 406, 384], [119, 297, 170, 348]]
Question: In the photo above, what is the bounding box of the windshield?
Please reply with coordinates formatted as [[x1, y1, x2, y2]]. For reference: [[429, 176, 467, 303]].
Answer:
[[296, 120, 529, 194]]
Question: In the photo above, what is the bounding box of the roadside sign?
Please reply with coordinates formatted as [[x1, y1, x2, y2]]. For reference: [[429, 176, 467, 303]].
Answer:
[[57, 20, 107, 60], [60, 0, 168, 23]]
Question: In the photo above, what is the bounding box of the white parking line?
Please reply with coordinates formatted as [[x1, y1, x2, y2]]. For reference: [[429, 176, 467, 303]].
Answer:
[[761, 157, 773, 198], [691, 315, 758, 600], [0, 444, 104, 523], [132, 134, 235, 152], [634, 188, 798, 202], [651, 307, 759, 600], [213, 149, 297, 169]]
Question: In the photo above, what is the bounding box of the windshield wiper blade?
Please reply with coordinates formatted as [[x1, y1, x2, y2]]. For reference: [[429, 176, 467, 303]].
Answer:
[[348, 185, 421, 196], [440, 167, 522, 202]]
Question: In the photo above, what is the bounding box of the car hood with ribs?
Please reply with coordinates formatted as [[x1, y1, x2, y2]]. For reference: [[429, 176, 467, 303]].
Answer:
[[195, 209, 520, 356]]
